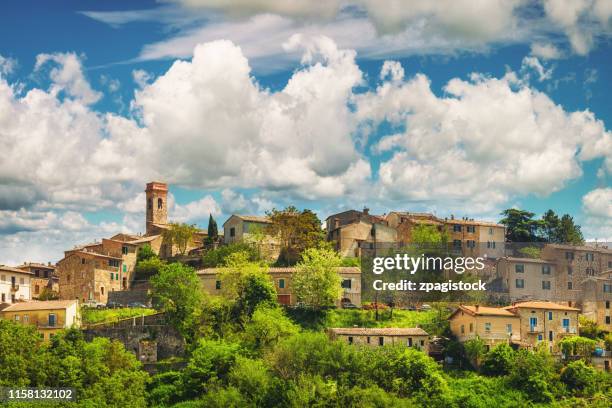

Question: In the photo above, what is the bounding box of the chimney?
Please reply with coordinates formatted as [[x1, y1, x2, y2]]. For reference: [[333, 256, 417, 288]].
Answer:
[[475, 304, 480, 312], [363, 207, 370, 215]]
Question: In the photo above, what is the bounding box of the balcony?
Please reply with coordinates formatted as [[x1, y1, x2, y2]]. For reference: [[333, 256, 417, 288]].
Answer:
[[528, 326, 543, 333], [558, 327, 577, 336]]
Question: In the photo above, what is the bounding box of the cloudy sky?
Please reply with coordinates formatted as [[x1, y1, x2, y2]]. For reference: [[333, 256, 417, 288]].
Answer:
[[0, 0, 611, 264]]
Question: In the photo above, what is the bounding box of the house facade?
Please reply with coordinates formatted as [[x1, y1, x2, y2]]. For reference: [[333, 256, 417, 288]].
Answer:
[[17, 262, 58, 299], [449, 305, 520, 349], [328, 327, 429, 351], [0, 265, 32, 303], [0, 299, 80, 341]]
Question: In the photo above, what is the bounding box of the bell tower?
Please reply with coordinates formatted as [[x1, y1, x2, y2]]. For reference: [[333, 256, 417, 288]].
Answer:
[[145, 181, 168, 235]]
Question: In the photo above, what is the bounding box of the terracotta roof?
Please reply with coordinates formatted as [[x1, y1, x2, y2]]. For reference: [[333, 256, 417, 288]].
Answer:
[[329, 327, 429, 336], [507, 301, 580, 312], [505, 257, 553, 264], [453, 305, 518, 317], [17, 263, 55, 270], [0, 265, 34, 275], [62, 250, 122, 261], [1, 300, 77, 312], [197, 266, 361, 275], [545, 243, 611, 253], [231, 215, 272, 224]]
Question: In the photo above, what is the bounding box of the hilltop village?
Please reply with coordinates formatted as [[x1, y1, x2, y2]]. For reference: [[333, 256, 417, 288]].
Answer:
[[1, 181, 611, 374]]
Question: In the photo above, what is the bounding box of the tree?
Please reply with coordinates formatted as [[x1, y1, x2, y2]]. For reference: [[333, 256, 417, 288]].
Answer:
[[202, 242, 259, 267], [578, 316, 602, 339], [134, 257, 165, 279], [38, 287, 60, 300], [541, 209, 561, 242], [163, 222, 199, 255], [463, 337, 487, 369], [481, 343, 515, 375], [499, 209, 542, 242], [518, 246, 541, 259], [560, 360, 598, 397], [228, 357, 273, 406], [243, 305, 299, 351], [508, 348, 560, 403], [137, 243, 157, 262], [559, 336, 597, 360], [150, 262, 204, 338], [207, 214, 219, 242], [266, 206, 325, 265], [292, 247, 342, 309], [385, 347, 449, 400], [557, 214, 584, 244]]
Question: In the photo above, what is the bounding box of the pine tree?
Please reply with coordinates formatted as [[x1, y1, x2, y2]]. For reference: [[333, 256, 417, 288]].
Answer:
[[207, 214, 219, 240]]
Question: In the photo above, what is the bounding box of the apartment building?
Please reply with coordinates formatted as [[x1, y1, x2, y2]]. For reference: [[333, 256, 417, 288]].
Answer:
[[327, 209, 397, 257], [0, 299, 80, 341], [197, 266, 361, 307], [443, 218, 506, 259], [449, 305, 520, 349], [505, 301, 579, 353], [328, 327, 429, 351], [496, 257, 560, 301], [17, 262, 58, 299], [0, 265, 32, 303]]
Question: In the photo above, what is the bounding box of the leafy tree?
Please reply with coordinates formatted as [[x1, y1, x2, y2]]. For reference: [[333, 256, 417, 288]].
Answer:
[[0, 320, 46, 386], [518, 246, 541, 259], [413, 224, 448, 248], [38, 287, 60, 300], [604, 332, 612, 351], [463, 337, 487, 369], [150, 262, 204, 338], [202, 242, 259, 267], [228, 356, 273, 405], [207, 214, 219, 241], [578, 316, 602, 339], [385, 347, 449, 400], [163, 222, 199, 255], [136, 243, 157, 263], [541, 209, 561, 242], [560, 360, 598, 397], [557, 214, 584, 244], [148, 370, 184, 406], [559, 336, 597, 360], [266, 206, 325, 265], [198, 386, 247, 408], [243, 305, 299, 351], [292, 247, 342, 309], [481, 343, 515, 376], [134, 257, 165, 279], [508, 348, 561, 403], [499, 209, 542, 242]]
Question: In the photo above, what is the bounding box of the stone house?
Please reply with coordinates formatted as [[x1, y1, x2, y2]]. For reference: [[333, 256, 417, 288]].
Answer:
[[449, 305, 520, 350], [327, 209, 397, 258], [328, 327, 429, 351], [57, 250, 123, 303], [197, 266, 361, 307], [17, 262, 58, 299], [222, 214, 280, 259], [0, 299, 79, 341], [443, 218, 506, 259], [496, 257, 560, 301], [505, 301, 579, 353], [0, 265, 32, 303]]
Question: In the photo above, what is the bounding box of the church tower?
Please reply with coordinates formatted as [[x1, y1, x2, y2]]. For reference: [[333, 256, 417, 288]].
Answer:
[[145, 181, 168, 235]]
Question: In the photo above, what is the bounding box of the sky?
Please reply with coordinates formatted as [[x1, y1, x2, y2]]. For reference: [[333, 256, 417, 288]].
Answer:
[[0, 0, 611, 265]]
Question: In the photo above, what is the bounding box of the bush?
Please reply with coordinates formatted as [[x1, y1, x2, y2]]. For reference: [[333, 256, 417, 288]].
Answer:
[[481, 343, 515, 376], [202, 242, 259, 267], [560, 360, 597, 397]]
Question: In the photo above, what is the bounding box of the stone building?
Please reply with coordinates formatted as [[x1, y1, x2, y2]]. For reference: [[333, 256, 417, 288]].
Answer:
[[0, 265, 32, 303], [496, 257, 559, 301], [505, 301, 579, 353], [328, 327, 429, 351], [443, 217, 506, 259], [222, 215, 280, 259], [449, 305, 520, 349], [197, 266, 361, 306], [0, 299, 80, 341], [57, 249, 123, 303], [17, 262, 58, 299]]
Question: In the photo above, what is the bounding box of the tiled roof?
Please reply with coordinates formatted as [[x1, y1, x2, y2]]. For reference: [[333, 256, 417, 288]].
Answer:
[[17, 263, 55, 270], [197, 266, 361, 275], [507, 301, 580, 311], [505, 257, 553, 264], [2, 300, 77, 311], [234, 215, 272, 223], [329, 327, 429, 336], [0, 265, 34, 275], [544, 243, 611, 253], [454, 305, 518, 317]]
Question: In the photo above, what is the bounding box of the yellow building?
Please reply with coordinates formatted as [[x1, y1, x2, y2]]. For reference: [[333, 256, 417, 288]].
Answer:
[[449, 305, 520, 349], [328, 327, 429, 351], [0, 299, 80, 341], [505, 301, 579, 353]]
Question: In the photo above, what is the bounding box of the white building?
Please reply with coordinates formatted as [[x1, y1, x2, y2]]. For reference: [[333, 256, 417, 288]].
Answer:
[[0, 265, 32, 303]]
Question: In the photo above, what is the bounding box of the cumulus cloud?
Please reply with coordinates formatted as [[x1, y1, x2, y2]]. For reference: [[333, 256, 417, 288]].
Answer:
[[581, 187, 612, 240], [521, 56, 554, 81], [530, 42, 563, 59], [0, 54, 17, 76]]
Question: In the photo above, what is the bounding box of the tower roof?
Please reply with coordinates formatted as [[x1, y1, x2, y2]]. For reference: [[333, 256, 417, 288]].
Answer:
[[145, 181, 168, 192]]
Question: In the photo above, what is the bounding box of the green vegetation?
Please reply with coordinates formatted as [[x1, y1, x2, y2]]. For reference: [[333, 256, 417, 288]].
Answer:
[[82, 307, 157, 325], [163, 222, 199, 255], [207, 214, 219, 243], [292, 247, 342, 309], [201, 242, 260, 267], [500, 208, 584, 244]]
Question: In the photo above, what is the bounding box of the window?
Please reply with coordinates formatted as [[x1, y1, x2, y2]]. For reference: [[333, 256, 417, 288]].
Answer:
[[586, 253, 594, 262], [43, 270, 49, 278], [81, 258, 85, 264], [586, 267, 595, 276], [453, 239, 462, 248], [466, 240, 476, 248], [1, 294, 4, 302], [469, 323, 473, 332], [606, 301, 610, 309], [562, 318, 570, 331], [122, 246, 129, 255], [34, 270, 40, 277], [147, 198, 152, 209], [516, 279, 524, 289], [48, 314, 56, 327], [278, 279, 285, 289], [341, 279, 351, 289], [548, 311, 553, 320], [67, 274, 71, 283], [484, 322, 491, 332], [542, 280, 551, 290], [538, 334, 543, 341], [467, 225, 475, 233], [549, 330, 553, 341], [568, 281, 573, 290], [420, 340, 425, 347], [367, 337, 371, 344], [453, 224, 462, 232], [506, 324, 512, 334], [0, 275, 4, 281], [34, 285, 40, 294], [460, 325, 465, 334], [515, 264, 524, 273], [230, 227, 235, 237], [378, 337, 384, 346], [609, 261, 612, 268], [108, 259, 120, 268], [565, 252, 574, 261], [489, 227, 494, 235], [157, 198, 163, 209], [215, 280, 221, 290], [542, 265, 551, 274], [606, 316, 611, 325], [568, 266, 573, 275], [529, 317, 537, 330], [19, 277, 24, 285], [604, 284, 612, 293], [123, 264, 127, 273], [348, 336, 353, 345], [14, 315, 20, 322], [408, 337, 413, 347], [487, 241, 491, 248], [100, 287, 104, 295], [23, 315, 29, 323]]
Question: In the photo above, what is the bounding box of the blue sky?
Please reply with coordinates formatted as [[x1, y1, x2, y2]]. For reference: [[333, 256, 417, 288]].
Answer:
[[0, 0, 610, 264]]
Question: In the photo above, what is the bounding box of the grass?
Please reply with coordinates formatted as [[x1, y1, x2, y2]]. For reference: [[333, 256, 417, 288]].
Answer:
[[82, 307, 157, 325]]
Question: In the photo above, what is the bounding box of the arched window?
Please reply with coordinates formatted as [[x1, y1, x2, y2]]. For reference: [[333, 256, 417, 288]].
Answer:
[[157, 198, 163, 209], [147, 198, 152, 210]]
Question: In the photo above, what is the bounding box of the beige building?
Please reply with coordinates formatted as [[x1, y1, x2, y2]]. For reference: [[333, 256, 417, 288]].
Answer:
[[197, 266, 361, 306], [222, 214, 280, 259], [0, 265, 32, 304], [57, 249, 123, 304], [328, 327, 429, 351], [17, 262, 59, 299], [444, 218, 506, 259], [449, 305, 520, 349], [0, 299, 80, 341], [327, 209, 397, 258], [505, 301, 579, 353], [497, 257, 560, 301]]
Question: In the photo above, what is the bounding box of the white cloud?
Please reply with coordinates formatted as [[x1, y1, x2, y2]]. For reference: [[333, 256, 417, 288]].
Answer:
[[34, 52, 102, 104], [583, 187, 612, 218], [0, 54, 17, 76], [521, 56, 553, 81], [132, 69, 153, 89], [530, 42, 563, 59], [171, 195, 221, 223]]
